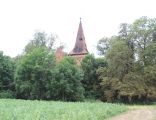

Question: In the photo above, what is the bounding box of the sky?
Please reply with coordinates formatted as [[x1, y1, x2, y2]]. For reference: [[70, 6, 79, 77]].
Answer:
[[0, 0, 156, 57]]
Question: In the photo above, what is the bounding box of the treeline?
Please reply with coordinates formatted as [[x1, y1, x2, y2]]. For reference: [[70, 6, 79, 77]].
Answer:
[[0, 16, 156, 103], [97, 16, 156, 103]]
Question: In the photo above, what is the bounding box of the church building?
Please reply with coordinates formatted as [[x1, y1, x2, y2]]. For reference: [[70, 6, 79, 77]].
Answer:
[[56, 19, 88, 64], [68, 19, 88, 64]]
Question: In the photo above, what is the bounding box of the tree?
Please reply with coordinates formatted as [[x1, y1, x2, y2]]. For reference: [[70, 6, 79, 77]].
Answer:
[[141, 43, 156, 66], [15, 47, 56, 99], [143, 65, 156, 101], [0, 51, 15, 98], [131, 17, 156, 61], [142, 43, 156, 101], [119, 23, 131, 39], [97, 67, 120, 102], [119, 72, 147, 102], [51, 57, 84, 101], [25, 31, 57, 53], [97, 40, 135, 102], [119, 23, 135, 59], [81, 54, 107, 99], [97, 37, 110, 55], [106, 40, 134, 80], [97, 17, 156, 103]]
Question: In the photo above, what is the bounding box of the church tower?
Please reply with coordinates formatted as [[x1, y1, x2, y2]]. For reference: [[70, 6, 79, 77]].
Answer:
[[69, 19, 88, 64]]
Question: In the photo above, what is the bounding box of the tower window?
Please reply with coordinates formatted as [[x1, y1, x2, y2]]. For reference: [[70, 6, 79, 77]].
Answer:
[[79, 38, 83, 41]]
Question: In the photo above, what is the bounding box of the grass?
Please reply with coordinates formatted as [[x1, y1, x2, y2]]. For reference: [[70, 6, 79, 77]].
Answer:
[[154, 104, 156, 120], [127, 102, 156, 110], [0, 99, 127, 120]]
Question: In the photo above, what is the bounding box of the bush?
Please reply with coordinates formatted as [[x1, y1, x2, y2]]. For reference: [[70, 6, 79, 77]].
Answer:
[[51, 56, 84, 101], [0, 90, 15, 98], [15, 47, 56, 100]]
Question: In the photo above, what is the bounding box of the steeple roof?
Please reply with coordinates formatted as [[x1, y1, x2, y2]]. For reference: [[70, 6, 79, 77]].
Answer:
[[69, 19, 88, 55]]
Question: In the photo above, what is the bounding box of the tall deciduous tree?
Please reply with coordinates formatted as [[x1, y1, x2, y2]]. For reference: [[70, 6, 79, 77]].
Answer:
[[106, 40, 134, 79], [97, 16, 156, 102], [97, 40, 135, 102], [25, 31, 57, 53], [15, 47, 56, 99], [131, 17, 156, 61], [97, 37, 110, 55], [51, 57, 84, 101], [81, 54, 107, 99], [0, 51, 15, 98]]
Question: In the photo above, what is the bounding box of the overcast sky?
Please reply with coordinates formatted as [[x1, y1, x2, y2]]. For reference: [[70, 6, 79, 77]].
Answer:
[[0, 0, 156, 57]]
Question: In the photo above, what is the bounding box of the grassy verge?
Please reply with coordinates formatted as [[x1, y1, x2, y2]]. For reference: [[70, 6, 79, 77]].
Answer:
[[0, 99, 127, 120], [154, 104, 156, 120], [127, 103, 156, 110]]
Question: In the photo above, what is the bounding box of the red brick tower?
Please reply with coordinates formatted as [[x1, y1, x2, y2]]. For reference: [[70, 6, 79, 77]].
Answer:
[[69, 19, 88, 64], [55, 47, 66, 63]]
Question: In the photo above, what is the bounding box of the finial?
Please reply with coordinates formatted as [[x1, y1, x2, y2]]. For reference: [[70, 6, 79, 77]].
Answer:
[[80, 17, 82, 21]]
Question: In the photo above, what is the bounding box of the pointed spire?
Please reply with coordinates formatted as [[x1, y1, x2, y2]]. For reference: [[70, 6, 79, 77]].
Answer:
[[69, 19, 88, 55]]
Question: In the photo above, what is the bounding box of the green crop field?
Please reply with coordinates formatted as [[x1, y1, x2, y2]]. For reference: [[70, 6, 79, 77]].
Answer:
[[0, 99, 127, 120]]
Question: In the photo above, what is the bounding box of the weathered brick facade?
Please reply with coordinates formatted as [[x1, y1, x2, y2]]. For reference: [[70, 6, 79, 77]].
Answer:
[[55, 47, 66, 63]]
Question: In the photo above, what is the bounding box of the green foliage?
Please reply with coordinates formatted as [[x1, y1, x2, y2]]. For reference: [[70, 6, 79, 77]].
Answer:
[[106, 40, 134, 79], [0, 99, 127, 120], [24, 31, 57, 53], [81, 54, 107, 99], [0, 90, 14, 98], [51, 57, 84, 101], [15, 47, 56, 100], [14, 32, 85, 101], [97, 17, 156, 103], [144, 65, 156, 101], [142, 43, 156, 65], [97, 37, 110, 55], [119, 72, 147, 102], [0, 51, 15, 93], [131, 17, 156, 60]]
